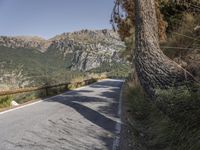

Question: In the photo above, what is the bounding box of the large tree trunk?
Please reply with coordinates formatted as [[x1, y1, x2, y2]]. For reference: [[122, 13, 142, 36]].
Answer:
[[134, 0, 195, 96]]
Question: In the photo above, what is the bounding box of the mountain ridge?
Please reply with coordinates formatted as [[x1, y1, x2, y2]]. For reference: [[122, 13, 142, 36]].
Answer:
[[0, 29, 128, 89], [0, 29, 120, 52]]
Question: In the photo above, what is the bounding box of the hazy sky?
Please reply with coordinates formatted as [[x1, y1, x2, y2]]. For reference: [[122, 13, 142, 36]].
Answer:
[[0, 0, 115, 39]]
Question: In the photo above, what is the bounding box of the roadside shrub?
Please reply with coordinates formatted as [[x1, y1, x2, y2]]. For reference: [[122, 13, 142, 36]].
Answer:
[[161, 13, 200, 59], [0, 96, 12, 108], [125, 80, 200, 150], [155, 86, 200, 150], [126, 84, 150, 120], [155, 86, 200, 125]]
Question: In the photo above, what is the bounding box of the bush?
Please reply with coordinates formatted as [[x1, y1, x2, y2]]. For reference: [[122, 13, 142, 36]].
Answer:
[[161, 13, 200, 59], [125, 81, 200, 150], [126, 84, 150, 120], [0, 96, 12, 108], [155, 86, 200, 150], [156, 86, 200, 124]]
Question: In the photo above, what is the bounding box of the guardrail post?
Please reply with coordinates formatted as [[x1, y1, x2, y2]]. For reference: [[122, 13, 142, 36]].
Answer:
[[45, 87, 48, 96], [65, 83, 69, 90]]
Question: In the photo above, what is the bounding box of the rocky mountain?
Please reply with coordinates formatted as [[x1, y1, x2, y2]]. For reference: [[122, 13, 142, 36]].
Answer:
[[49, 29, 125, 71], [0, 36, 49, 52], [0, 29, 125, 71], [0, 29, 128, 89]]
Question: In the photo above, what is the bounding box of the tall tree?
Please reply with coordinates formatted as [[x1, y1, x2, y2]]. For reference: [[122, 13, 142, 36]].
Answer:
[[135, 0, 197, 96]]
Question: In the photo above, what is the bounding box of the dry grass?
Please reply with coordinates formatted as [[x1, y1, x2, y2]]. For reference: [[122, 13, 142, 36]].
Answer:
[[125, 79, 200, 150], [0, 96, 13, 108]]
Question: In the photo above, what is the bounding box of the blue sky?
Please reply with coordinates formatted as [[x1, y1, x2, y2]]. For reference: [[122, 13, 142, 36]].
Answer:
[[0, 0, 115, 39]]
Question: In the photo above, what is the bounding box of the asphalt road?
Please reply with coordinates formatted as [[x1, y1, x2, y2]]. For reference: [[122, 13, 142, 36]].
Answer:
[[0, 79, 124, 150]]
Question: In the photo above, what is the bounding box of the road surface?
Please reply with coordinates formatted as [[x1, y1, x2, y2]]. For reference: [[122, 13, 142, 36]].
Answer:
[[0, 79, 123, 150]]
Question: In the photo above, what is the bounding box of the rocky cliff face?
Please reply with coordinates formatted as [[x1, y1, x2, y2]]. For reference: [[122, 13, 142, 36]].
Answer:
[[50, 29, 124, 71], [0, 29, 125, 71], [0, 62, 30, 90], [0, 29, 128, 88]]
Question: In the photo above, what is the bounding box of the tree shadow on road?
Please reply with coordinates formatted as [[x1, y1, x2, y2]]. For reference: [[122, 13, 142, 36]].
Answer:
[[89, 79, 122, 89], [48, 95, 118, 133], [45, 79, 123, 149]]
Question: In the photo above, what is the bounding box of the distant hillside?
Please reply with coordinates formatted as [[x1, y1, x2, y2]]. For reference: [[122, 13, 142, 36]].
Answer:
[[0, 29, 129, 89]]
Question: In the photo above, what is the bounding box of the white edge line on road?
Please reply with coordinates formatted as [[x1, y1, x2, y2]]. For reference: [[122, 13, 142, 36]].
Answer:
[[0, 79, 108, 115], [0, 100, 43, 115], [112, 80, 124, 150]]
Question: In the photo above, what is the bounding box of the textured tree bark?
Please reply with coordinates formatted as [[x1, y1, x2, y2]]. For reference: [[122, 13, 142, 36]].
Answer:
[[134, 0, 195, 96]]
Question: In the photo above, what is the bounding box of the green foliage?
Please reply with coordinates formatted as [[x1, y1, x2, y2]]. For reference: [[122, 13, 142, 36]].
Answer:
[[0, 47, 72, 87], [126, 82, 200, 150], [0, 96, 12, 108], [159, 0, 200, 33], [156, 85, 200, 125], [155, 86, 200, 150], [112, 0, 200, 60], [90, 62, 130, 78], [126, 84, 150, 120], [14, 91, 42, 104], [0, 46, 73, 87], [161, 13, 200, 58], [0, 45, 129, 87], [67, 83, 77, 90]]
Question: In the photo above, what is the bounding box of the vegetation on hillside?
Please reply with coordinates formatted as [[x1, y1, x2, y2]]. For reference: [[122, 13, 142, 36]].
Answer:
[[0, 45, 129, 88], [112, 0, 200, 149], [124, 80, 200, 150], [0, 30, 130, 108], [0, 30, 130, 90], [0, 46, 80, 88]]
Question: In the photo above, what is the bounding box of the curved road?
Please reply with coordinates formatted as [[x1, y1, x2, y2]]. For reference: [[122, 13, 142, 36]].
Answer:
[[0, 79, 123, 150]]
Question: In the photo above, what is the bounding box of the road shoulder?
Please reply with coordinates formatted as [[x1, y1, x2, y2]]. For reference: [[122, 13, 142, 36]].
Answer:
[[119, 83, 136, 150]]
